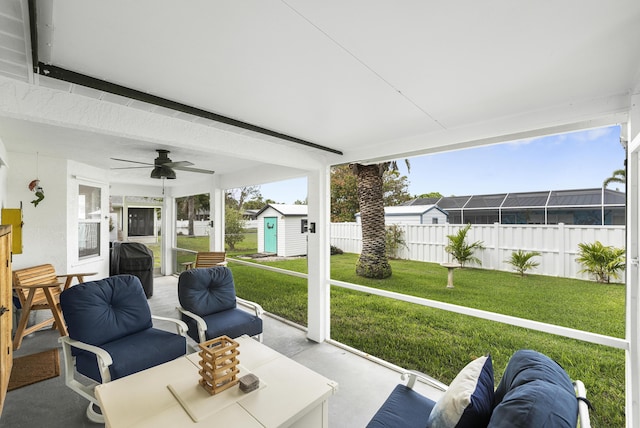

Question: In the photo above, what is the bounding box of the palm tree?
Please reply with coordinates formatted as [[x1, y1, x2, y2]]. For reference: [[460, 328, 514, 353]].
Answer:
[[351, 161, 409, 279], [603, 168, 625, 188], [444, 223, 485, 267]]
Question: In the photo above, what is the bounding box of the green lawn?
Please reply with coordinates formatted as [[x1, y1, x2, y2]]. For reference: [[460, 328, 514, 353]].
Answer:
[[231, 253, 626, 427]]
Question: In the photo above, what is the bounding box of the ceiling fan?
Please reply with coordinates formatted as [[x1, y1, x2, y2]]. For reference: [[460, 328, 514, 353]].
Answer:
[[111, 149, 215, 179]]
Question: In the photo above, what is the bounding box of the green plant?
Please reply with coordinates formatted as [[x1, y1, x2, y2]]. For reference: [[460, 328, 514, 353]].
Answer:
[[505, 250, 541, 277], [385, 224, 407, 259], [444, 224, 485, 267], [576, 241, 626, 283], [224, 207, 246, 250]]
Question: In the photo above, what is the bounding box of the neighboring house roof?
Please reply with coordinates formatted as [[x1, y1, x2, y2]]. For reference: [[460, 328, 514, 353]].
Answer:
[[256, 204, 308, 217], [243, 209, 260, 218], [403, 188, 625, 209]]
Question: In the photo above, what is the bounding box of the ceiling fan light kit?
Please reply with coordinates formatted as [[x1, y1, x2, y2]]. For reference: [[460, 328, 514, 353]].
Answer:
[[150, 165, 176, 179]]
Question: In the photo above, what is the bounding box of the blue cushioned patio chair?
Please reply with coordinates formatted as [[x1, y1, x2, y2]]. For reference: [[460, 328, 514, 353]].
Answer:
[[177, 266, 264, 344], [59, 275, 188, 423]]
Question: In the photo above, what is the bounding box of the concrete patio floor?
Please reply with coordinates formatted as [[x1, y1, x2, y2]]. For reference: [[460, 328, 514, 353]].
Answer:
[[1, 274, 445, 428]]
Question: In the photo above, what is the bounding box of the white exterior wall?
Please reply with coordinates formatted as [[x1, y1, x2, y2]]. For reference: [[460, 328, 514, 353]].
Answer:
[[5, 152, 109, 278], [356, 208, 448, 225], [0, 138, 7, 209], [7, 152, 68, 270], [257, 213, 265, 253], [282, 215, 308, 257], [422, 209, 448, 225], [384, 214, 423, 225], [331, 222, 626, 282]]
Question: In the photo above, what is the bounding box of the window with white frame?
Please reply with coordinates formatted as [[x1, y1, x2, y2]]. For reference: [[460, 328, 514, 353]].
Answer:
[[78, 184, 101, 259]]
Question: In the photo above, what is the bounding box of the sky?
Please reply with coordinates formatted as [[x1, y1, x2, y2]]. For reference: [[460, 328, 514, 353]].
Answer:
[[259, 125, 625, 204]]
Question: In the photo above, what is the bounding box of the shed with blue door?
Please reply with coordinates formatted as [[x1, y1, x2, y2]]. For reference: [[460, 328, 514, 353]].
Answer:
[[256, 204, 308, 257]]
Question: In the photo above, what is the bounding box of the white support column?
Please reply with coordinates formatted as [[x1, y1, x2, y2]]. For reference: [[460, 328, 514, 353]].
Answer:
[[627, 93, 640, 428], [161, 191, 175, 275], [209, 175, 225, 251], [306, 167, 331, 343]]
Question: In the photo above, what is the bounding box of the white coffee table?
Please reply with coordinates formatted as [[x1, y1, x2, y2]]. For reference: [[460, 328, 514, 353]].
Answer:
[[95, 335, 338, 427]]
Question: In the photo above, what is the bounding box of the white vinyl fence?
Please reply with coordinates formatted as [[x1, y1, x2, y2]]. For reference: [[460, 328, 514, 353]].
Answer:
[[330, 222, 626, 282], [176, 220, 210, 236]]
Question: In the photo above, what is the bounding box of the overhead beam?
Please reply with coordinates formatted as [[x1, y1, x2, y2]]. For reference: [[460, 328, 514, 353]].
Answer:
[[27, 0, 341, 156], [36, 63, 343, 156]]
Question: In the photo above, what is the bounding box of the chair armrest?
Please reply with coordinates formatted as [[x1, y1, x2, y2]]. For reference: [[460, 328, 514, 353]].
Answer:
[[151, 314, 188, 336], [176, 306, 208, 343], [13, 282, 62, 290], [401, 370, 448, 392], [57, 272, 97, 279], [59, 335, 113, 383], [574, 380, 592, 428], [237, 297, 264, 318], [57, 272, 97, 289]]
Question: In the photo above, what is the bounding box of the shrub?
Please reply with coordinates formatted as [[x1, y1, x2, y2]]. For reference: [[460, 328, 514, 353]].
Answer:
[[330, 245, 344, 255], [505, 250, 541, 277], [445, 224, 485, 267], [385, 224, 407, 259], [575, 241, 625, 283]]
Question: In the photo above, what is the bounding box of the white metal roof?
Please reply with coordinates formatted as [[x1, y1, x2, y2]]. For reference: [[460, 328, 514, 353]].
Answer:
[[257, 204, 308, 217]]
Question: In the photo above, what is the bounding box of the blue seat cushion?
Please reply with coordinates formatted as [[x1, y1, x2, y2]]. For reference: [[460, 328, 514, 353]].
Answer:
[[182, 308, 263, 342], [74, 327, 186, 382], [60, 275, 152, 348], [367, 384, 436, 428], [178, 267, 237, 316], [488, 350, 578, 427]]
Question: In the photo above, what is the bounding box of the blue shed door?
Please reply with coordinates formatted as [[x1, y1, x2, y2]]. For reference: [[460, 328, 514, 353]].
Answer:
[[264, 217, 277, 253]]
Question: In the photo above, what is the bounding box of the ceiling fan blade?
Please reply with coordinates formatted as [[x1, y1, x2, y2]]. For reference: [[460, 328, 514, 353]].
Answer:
[[111, 166, 153, 170], [173, 166, 215, 174], [111, 157, 154, 166], [164, 160, 194, 168]]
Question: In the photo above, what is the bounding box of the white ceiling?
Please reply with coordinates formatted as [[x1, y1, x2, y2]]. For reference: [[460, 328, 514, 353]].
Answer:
[[0, 0, 639, 189]]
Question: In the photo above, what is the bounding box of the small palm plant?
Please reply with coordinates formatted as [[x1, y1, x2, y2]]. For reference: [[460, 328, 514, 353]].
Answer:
[[445, 224, 485, 267], [575, 241, 626, 283], [505, 250, 541, 277]]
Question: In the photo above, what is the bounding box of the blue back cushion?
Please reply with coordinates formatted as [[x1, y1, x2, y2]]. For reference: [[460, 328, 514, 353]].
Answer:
[[488, 350, 578, 427], [178, 267, 237, 316], [60, 274, 152, 346], [428, 355, 495, 428]]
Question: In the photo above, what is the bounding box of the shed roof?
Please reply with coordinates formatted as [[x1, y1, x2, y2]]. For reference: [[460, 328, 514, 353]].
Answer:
[[257, 204, 308, 217]]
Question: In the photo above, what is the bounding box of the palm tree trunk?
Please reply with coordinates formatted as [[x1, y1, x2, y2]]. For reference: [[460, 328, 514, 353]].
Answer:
[[352, 163, 392, 279], [187, 196, 195, 236]]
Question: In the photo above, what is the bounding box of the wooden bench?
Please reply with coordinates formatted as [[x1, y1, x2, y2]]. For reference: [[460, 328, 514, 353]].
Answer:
[[181, 251, 227, 271], [12, 264, 96, 350]]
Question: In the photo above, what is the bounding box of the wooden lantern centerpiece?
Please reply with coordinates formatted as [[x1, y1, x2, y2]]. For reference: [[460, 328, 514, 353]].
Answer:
[[197, 335, 240, 395]]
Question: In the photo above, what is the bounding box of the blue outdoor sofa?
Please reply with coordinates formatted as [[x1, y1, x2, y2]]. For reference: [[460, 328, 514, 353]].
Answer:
[[367, 350, 591, 428]]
